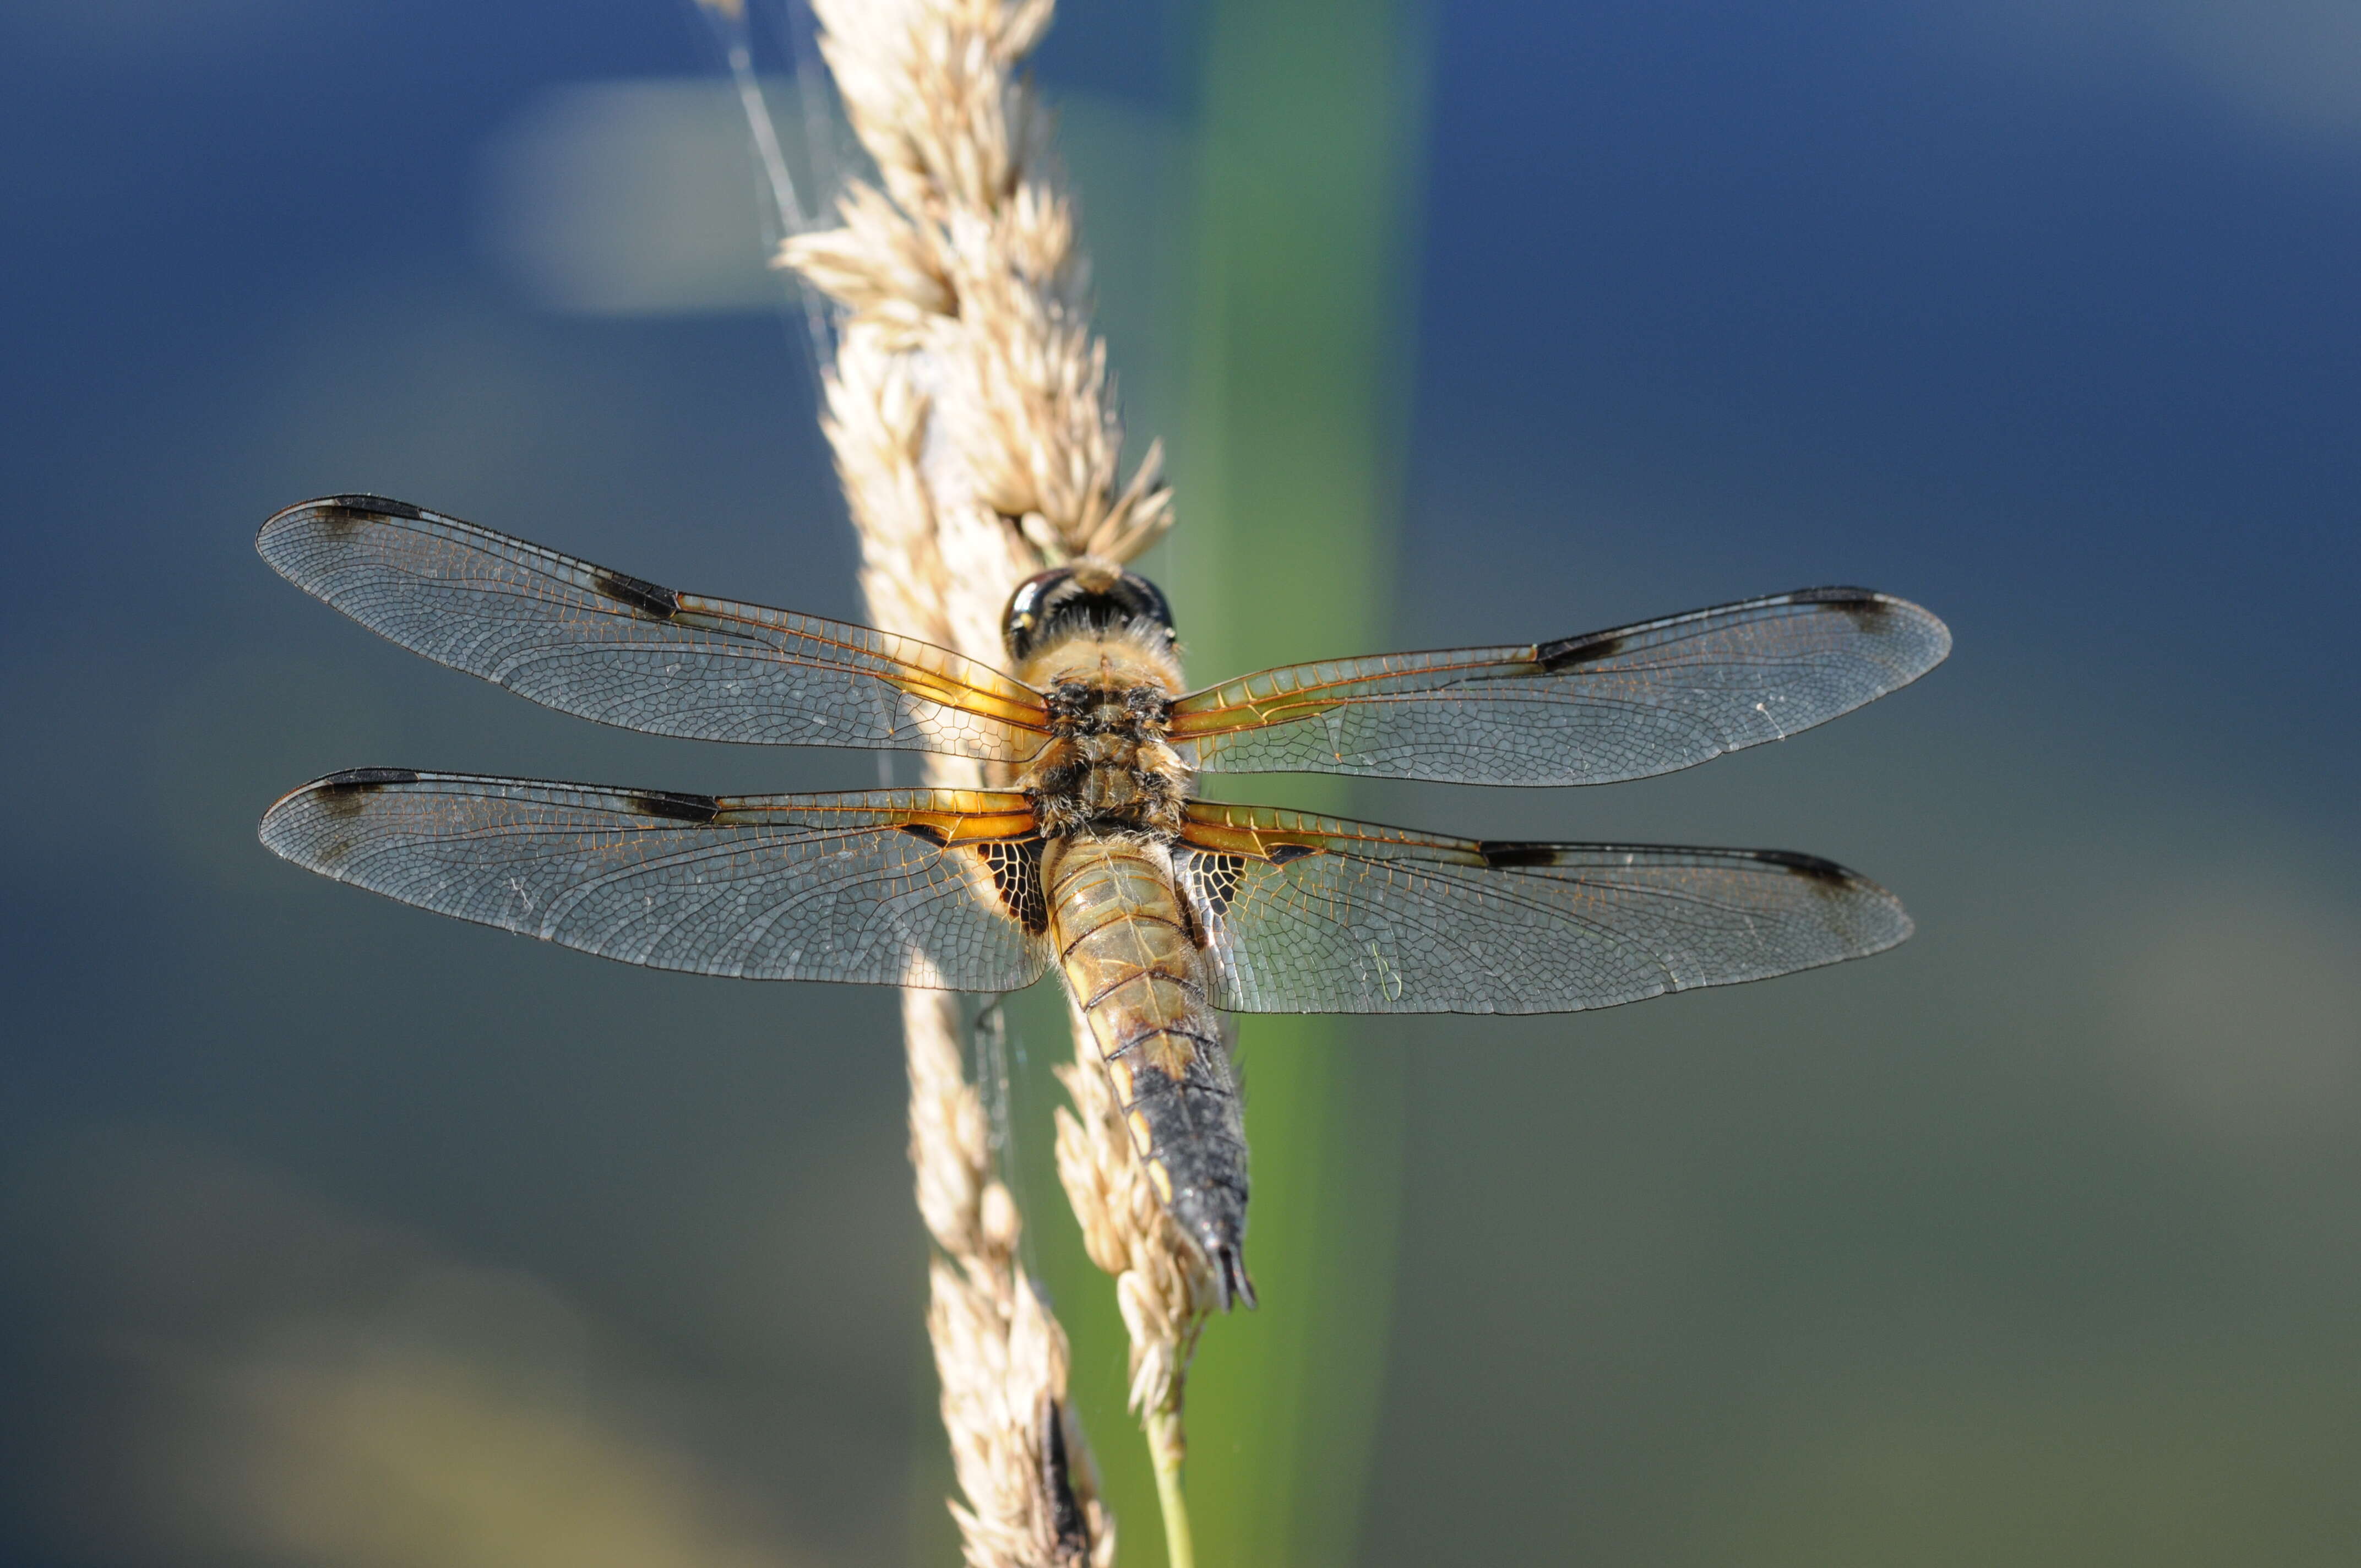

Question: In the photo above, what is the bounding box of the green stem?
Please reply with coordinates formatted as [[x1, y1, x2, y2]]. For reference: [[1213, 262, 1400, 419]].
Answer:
[[1146, 1405, 1195, 1568]]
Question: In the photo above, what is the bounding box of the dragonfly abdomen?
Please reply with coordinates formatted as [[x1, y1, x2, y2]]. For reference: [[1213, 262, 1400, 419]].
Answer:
[[1045, 834, 1254, 1310]]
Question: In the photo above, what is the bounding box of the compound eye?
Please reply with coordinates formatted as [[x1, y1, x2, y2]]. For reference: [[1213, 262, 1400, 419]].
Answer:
[[1003, 567, 1078, 662], [1116, 572, 1175, 636], [1000, 563, 1178, 663]]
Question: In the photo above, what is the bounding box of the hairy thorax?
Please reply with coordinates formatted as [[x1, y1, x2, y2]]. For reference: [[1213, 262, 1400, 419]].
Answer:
[[1014, 627, 1190, 839]]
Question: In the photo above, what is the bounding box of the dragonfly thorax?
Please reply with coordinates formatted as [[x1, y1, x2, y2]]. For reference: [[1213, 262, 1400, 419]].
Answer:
[[1016, 629, 1190, 838]]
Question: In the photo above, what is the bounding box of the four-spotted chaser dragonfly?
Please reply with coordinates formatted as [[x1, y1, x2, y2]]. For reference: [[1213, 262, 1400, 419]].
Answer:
[[257, 496, 1950, 1308]]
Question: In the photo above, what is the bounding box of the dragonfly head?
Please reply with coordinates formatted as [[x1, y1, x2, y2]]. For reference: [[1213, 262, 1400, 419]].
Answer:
[[1003, 559, 1175, 665]]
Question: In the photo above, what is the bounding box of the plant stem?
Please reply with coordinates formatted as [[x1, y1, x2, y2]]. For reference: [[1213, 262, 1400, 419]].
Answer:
[[1146, 1406, 1195, 1568]]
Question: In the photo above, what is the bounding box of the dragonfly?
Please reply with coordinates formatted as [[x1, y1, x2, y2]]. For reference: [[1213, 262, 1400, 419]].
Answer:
[[257, 496, 1950, 1309]]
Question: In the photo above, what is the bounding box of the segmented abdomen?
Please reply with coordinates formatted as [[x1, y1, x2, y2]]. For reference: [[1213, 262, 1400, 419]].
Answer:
[[1045, 834, 1254, 1308]]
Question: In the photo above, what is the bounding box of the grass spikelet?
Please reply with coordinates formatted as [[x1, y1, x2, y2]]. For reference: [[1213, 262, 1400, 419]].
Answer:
[[774, 1, 1200, 1561]]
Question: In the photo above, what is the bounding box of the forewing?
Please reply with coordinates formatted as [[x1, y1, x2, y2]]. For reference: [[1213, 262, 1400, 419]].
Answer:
[[1177, 802, 1911, 1015], [258, 497, 1050, 761], [1169, 588, 1949, 786], [259, 771, 1052, 990]]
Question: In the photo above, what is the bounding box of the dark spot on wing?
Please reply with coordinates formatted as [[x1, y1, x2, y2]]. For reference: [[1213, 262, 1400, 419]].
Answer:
[[1535, 631, 1628, 672], [1748, 847, 1859, 887], [319, 766, 420, 788], [305, 505, 370, 532], [627, 790, 720, 824], [900, 821, 950, 847], [302, 496, 426, 533], [1792, 586, 1894, 635], [308, 767, 418, 820], [976, 837, 1048, 935], [330, 494, 424, 519], [1478, 841, 1563, 869], [1266, 843, 1317, 865], [593, 567, 681, 620]]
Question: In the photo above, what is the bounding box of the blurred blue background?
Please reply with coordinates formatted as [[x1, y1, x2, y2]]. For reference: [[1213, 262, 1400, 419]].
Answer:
[[3, 2, 2356, 1565]]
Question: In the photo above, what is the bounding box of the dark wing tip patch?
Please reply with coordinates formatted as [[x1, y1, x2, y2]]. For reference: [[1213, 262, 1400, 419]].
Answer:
[[1790, 585, 1898, 634], [258, 494, 425, 548], [591, 567, 680, 620], [317, 766, 422, 790], [296, 496, 427, 532], [318, 494, 426, 520], [1747, 847, 1863, 888], [275, 767, 421, 829]]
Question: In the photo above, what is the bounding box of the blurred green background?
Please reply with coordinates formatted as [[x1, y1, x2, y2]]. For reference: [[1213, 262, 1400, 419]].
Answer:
[[4, 2, 2358, 1566]]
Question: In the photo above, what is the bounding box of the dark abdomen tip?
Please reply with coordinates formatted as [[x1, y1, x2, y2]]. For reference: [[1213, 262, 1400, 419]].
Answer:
[[1216, 1245, 1257, 1311]]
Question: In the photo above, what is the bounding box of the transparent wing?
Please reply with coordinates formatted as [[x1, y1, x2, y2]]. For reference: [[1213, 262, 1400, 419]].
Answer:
[[1177, 802, 1912, 1015], [1169, 588, 1949, 786], [259, 770, 1052, 990], [258, 497, 1051, 760]]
